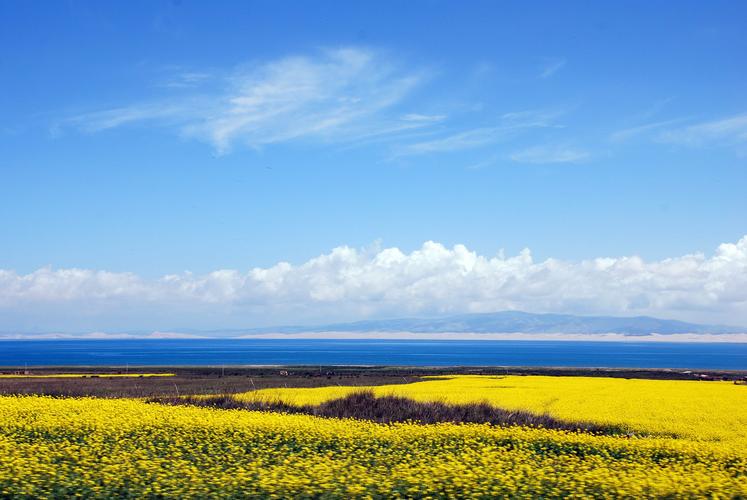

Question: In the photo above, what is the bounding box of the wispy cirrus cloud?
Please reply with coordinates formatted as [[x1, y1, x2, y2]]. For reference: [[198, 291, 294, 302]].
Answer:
[[66, 51, 584, 160], [510, 144, 590, 164], [63, 48, 596, 163], [393, 126, 509, 156], [400, 113, 447, 123], [68, 48, 435, 153], [70, 103, 189, 132], [392, 109, 564, 157], [609, 118, 687, 143], [157, 71, 212, 89], [539, 58, 566, 79], [657, 112, 747, 149]]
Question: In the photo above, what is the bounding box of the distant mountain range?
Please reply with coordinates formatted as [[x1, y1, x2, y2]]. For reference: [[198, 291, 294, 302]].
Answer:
[[205, 311, 744, 336], [2, 311, 743, 340]]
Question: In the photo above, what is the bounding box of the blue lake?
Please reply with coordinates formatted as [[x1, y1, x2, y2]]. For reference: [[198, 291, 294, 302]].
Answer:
[[0, 339, 745, 369]]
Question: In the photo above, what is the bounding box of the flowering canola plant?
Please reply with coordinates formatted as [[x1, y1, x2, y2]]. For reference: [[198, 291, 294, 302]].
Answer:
[[1, 389, 747, 498], [238, 375, 747, 449]]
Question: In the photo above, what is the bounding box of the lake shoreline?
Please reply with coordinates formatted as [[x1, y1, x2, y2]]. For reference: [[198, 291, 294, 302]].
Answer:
[[3, 365, 746, 380], [4, 331, 747, 342]]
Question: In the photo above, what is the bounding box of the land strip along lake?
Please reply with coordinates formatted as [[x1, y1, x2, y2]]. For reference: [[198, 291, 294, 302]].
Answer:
[[0, 339, 745, 369]]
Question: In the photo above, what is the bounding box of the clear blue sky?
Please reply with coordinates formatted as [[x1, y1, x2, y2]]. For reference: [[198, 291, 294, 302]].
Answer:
[[1, 1, 746, 332]]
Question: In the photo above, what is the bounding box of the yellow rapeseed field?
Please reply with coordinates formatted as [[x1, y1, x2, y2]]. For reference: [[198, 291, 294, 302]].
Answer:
[[1, 394, 747, 498], [237, 375, 747, 449]]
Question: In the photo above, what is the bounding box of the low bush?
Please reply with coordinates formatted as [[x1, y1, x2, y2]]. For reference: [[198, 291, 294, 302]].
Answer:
[[150, 390, 622, 434]]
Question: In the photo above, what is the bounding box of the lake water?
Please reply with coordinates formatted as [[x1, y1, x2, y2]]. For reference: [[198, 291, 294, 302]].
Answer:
[[0, 339, 745, 369]]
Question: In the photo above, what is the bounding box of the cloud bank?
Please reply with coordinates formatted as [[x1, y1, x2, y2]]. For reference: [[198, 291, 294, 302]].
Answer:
[[2, 236, 746, 331]]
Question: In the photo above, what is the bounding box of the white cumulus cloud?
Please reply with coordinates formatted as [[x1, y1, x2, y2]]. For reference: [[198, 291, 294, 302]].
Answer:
[[1, 236, 747, 331]]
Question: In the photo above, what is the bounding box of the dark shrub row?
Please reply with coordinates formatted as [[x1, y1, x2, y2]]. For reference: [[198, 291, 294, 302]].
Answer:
[[149, 391, 625, 435]]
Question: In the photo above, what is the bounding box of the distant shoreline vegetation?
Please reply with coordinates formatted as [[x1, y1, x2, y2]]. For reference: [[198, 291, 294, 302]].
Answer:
[[0, 373, 174, 378]]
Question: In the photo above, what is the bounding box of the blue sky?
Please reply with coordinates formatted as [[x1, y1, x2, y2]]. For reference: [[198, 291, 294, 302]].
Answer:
[[1, 1, 746, 332]]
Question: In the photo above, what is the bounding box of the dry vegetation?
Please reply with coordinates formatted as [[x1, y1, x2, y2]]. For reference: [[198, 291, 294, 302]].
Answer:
[[0, 369, 417, 398], [151, 390, 623, 434], [1, 365, 741, 398]]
